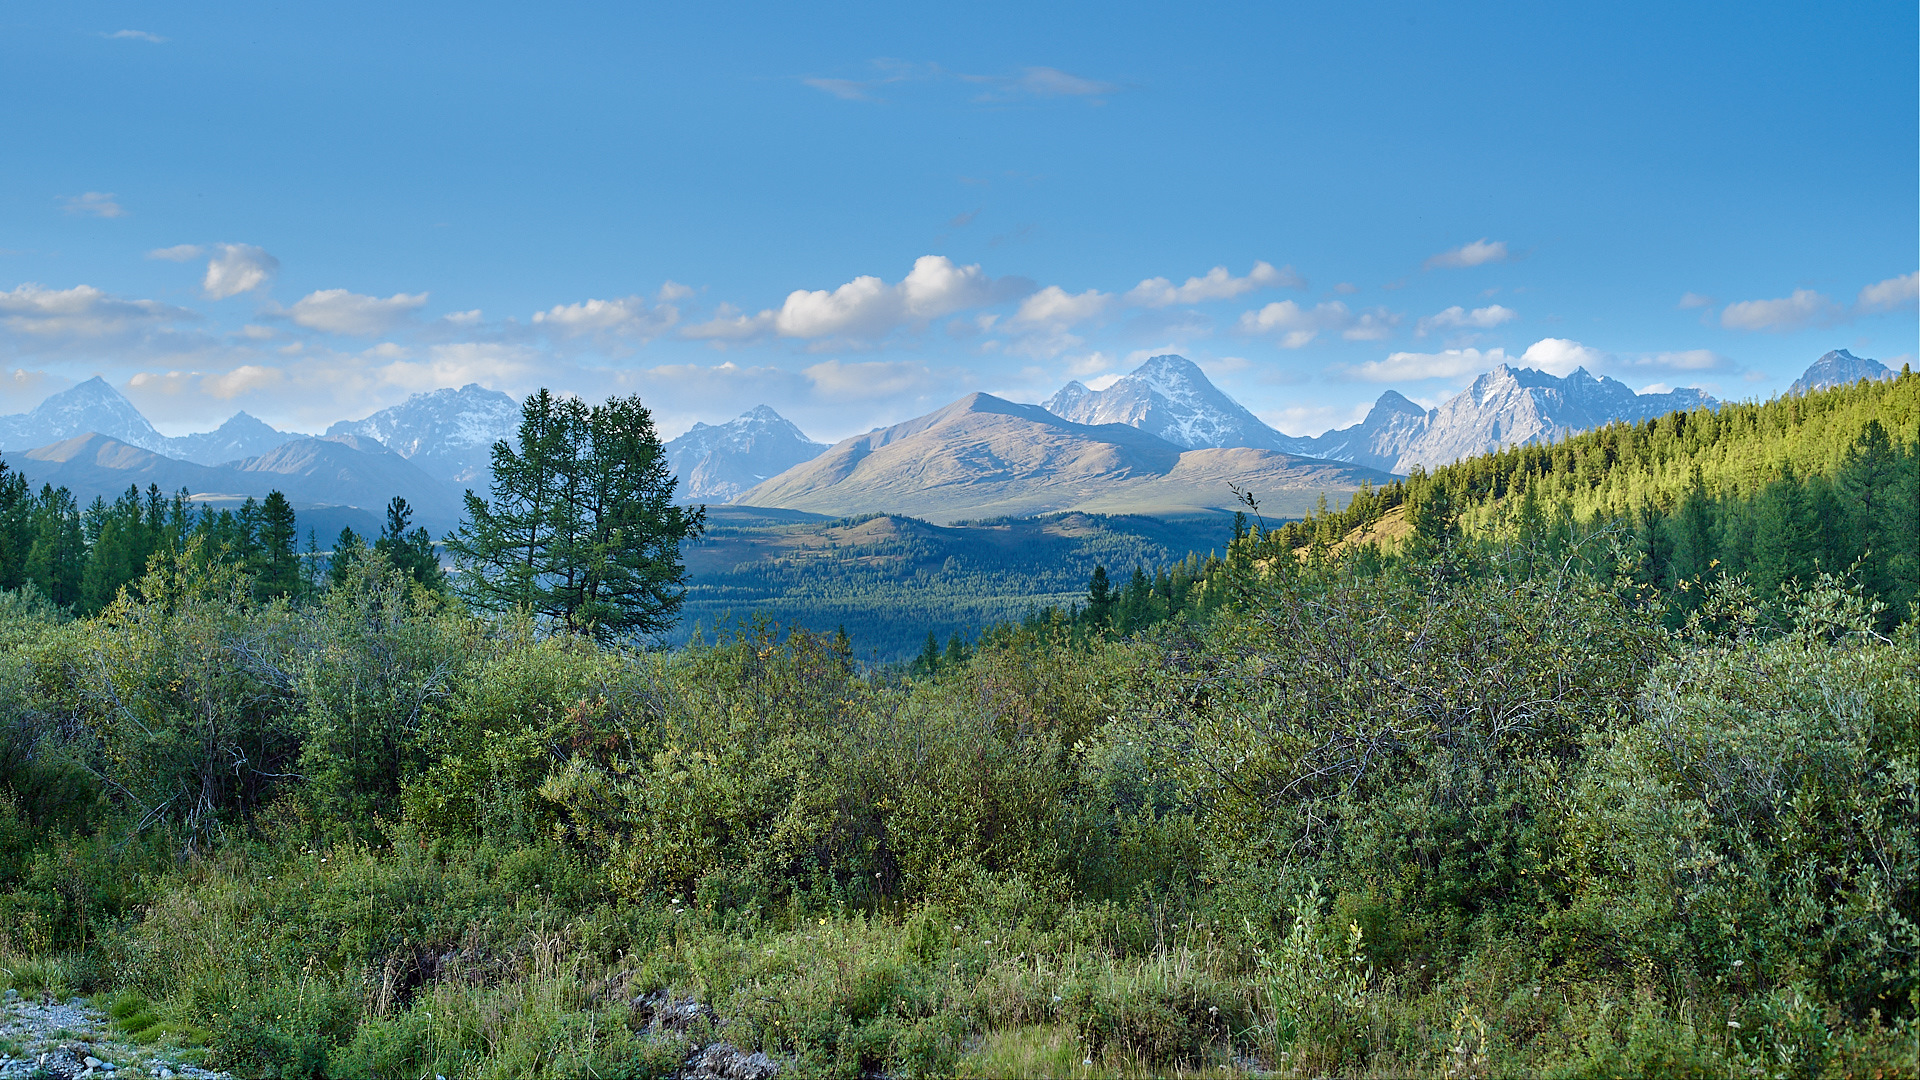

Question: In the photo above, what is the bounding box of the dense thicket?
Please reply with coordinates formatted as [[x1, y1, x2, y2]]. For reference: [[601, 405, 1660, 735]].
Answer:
[[0, 377, 1913, 1078]]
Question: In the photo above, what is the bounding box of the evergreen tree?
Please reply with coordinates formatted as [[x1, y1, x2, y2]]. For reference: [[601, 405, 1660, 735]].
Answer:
[[374, 496, 444, 594], [447, 390, 705, 640], [255, 491, 301, 600], [1085, 565, 1115, 629]]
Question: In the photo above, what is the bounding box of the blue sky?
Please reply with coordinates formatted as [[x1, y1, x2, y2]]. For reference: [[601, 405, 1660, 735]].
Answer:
[[3, 1, 1914, 442]]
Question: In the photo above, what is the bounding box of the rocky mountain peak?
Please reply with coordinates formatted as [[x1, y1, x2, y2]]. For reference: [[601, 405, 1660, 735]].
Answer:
[[1790, 349, 1892, 395], [1041, 354, 1301, 453], [664, 405, 827, 504]]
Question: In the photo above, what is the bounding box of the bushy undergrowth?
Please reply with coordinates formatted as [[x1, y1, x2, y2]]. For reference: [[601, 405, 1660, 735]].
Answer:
[[0, 542, 1914, 1077]]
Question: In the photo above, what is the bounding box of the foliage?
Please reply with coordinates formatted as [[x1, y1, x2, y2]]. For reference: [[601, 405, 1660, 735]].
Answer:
[[448, 390, 705, 641]]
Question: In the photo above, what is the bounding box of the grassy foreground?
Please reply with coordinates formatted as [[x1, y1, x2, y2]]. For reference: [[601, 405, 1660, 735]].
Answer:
[[0, 532, 1915, 1077]]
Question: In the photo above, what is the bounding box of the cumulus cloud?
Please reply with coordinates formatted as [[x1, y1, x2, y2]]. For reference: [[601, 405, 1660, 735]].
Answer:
[[1719, 288, 1842, 332], [1124, 261, 1303, 307], [1011, 285, 1112, 328], [60, 192, 126, 218], [1417, 303, 1517, 337], [803, 359, 945, 401], [375, 342, 542, 392], [1424, 238, 1508, 270], [1347, 347, 1507, 383], [685, 256, 1030, 344], [148, 244, 204, 262], [533, 295, 679, 341], [201, 365, 283, 399], [1342, 308, 1401, 341], [104, 30, 167, 42], [1516, 337, 1609, 376], [1677, 292, 1715, 309], [1856, 271, 1918, 314], [1236, 299, 1355, 348], [202, 244, 279, 299], [287, 289, 428, 336], [0, 283, 194, 338]]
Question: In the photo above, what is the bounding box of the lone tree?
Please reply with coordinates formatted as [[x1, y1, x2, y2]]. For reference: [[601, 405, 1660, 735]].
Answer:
[[447, 390, 704, 640]]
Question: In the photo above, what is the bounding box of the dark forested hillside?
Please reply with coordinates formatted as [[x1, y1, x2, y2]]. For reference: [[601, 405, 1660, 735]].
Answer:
[[678, 507, 1233, 658]]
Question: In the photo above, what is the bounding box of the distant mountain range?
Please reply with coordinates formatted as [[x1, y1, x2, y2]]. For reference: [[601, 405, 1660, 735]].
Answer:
[[1306, 366, 1716, 474], [0, 350, 1872, 534], [664, 406, 828, 503], [735, 391, 1393, 522]]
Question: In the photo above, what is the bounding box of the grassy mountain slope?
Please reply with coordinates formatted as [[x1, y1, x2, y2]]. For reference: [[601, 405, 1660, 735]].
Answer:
[[735, 392, 1391, 522]]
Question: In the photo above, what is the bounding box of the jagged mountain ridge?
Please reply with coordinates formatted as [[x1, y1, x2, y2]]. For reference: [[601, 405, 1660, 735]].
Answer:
[[1043, 354, 1304, 452], [735, 391, 1392, 522], [326, 383, 520, 484], [1790, 349, 1893, 396], [664, 406, 826, 504], [0, 378, 305, 463]]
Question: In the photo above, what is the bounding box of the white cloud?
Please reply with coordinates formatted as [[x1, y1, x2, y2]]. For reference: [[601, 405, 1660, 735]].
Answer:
[[201, 365, 283, 399], [1517, 337, 1608, 376], [1236, 299, 1354, 348], [1719, 288, 1841, 332], [657, 280, 695, 302], [443, 309, 483, 326], [686, 256, 1028, 344], [533, 295, 678, 339], [1332, 282, 1359, 295], [202, 244, 279, 299], [1011, 285, 1112, 328], [104, 30, 167, 43], [1417, 303, 1517, 337], [0, 283, 193, 337], [1856, 271, 1918, 314], [1347, 347, 1510, 382], [1262, 401, 1372, 438], [1424, 238, 1508, 270], [802, 359, 943, 401], [375, 342, 542, 392], [1677, 292, 1715, 309], [1124, 261, 1303, 307], [2, 369, 72, 412], [683, 305, 776, 341], [60, 192, 126, 218], [1016, 66, 1117, 96], [1342, 307, 1401, 341], [287, 289, 428, 335], [1638, 349, 1728, 371], [148, 244, 204, 262]]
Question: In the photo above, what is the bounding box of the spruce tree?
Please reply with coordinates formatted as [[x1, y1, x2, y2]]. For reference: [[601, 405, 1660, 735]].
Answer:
[[447, 390, 704, 640]]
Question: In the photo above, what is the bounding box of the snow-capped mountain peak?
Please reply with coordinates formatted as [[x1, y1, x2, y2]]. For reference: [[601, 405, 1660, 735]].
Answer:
[[0, 376, 169, 454], [1040, 354, 1302, 453], [1790, 349, 1893, 396], [326, 383, 520, 484], [665, 405, 827, 503]]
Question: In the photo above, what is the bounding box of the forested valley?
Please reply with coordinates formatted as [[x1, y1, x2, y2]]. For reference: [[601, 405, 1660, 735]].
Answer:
[[0, 373, 1914, 1078]]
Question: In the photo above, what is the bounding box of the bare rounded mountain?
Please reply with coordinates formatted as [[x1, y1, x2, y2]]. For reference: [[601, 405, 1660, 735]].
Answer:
[[736, 392, 1392, 523]]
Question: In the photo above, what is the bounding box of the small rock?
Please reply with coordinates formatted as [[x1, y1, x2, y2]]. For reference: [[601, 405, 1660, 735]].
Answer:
[[681, 1043, 779, 1080], [87, 1057, 104, 1068], [158, 1069, 175, 1079]]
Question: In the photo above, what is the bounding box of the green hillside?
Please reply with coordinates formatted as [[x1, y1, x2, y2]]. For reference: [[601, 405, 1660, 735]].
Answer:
[[679, 507, 1233, 659]]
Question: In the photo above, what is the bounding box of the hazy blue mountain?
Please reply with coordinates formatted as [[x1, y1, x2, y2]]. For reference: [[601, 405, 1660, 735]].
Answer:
[[326, 383, 520, 484], [1789, 349, 1893, 395], [0, 377, 169, 454], [1291, 391, 1433, 473], [168, 411, 302, 465], [1042, 354, 1303, 452], [665, 405, 827, 503]]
